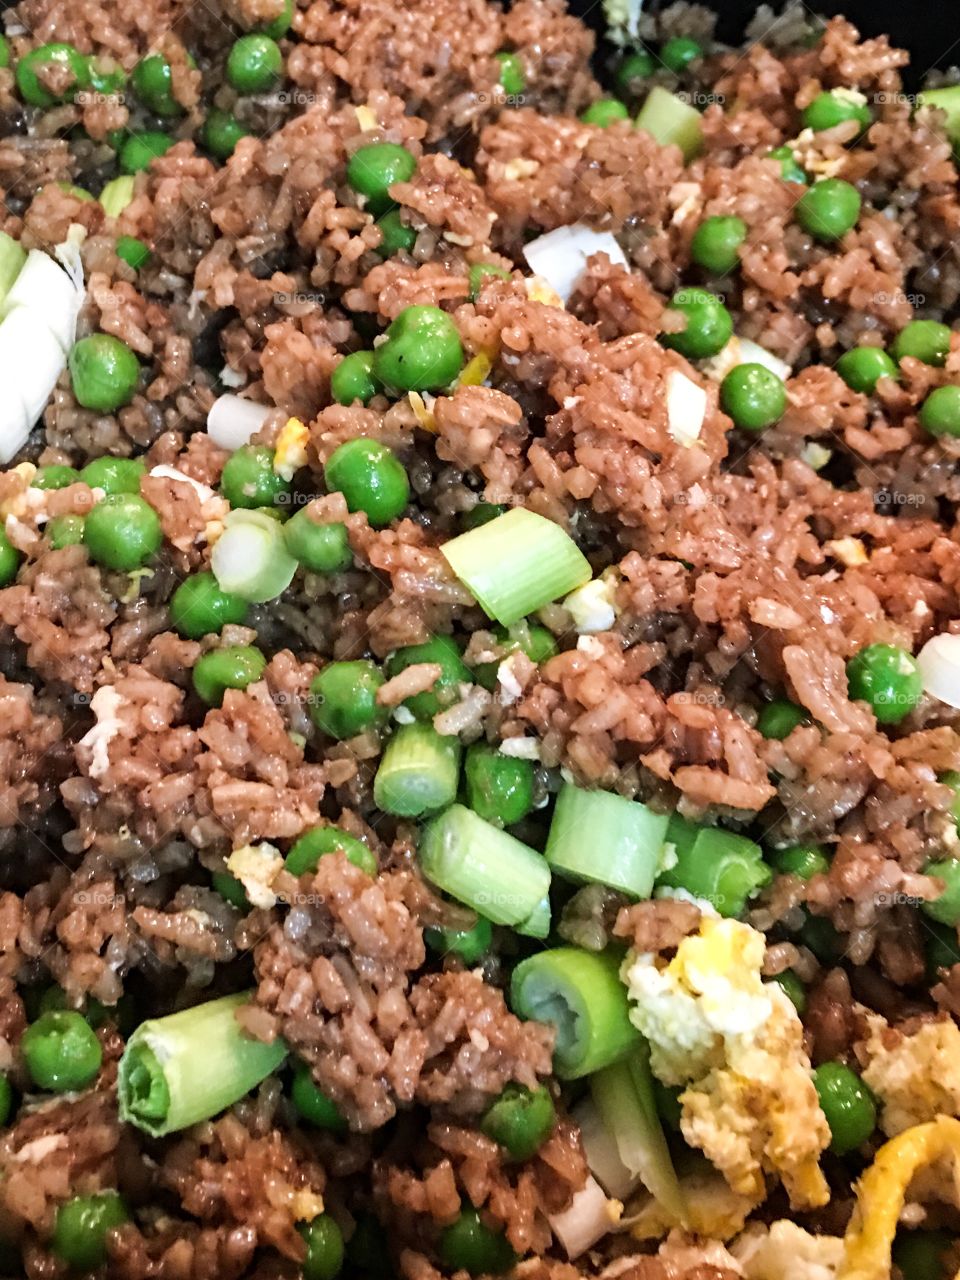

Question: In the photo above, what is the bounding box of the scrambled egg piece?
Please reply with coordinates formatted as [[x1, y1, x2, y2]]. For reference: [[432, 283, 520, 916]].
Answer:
[[860, 1014, 960, 1136], [734, 1221, 843, 1280], [622, 917, 830, 1209], [408, 391, 437, 433], [563, 573, 619, 634], [457, 351, 493, 387], [524, 275, 564, 307], [226, 842, 284, 909], [273, 417, 309, 481]]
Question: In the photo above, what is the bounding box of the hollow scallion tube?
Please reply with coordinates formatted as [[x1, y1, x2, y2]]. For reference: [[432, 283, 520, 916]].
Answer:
[[657, 815, 770, 917], [118, 993, 286, 1136], [635, 86, 703, 160], [510, 947, 640, 1078], [210, 509, 298, 602], [419, 803, 551, 927], [373, 722, 461, 818], [440, 508, 590, 626], [590, 1050, 686, 1223], [545, 781, 669, 899], [0, 232, 26, 308], [517, 893, 551, 939]]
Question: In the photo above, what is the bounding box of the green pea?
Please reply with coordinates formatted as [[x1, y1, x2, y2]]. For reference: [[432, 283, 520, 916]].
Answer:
[[36, 986, 111, 1029], [211, 869, 249, 910], [131, 53, 183, 117], [116, 238, 152, 272], [346, 142, 416, 216], [424, 915, 493, 964], [720, 362, 786, 431], [461, 501, 508, 531], [330, 351, 380, 406], [846, 642, 923, 725], [652, 1077, 683, 1130], [32, 465, 80, 490], [376, 208, 416, 257], [16, 43, 89, 107], [372, 304, 464, 391], [83, 493, 161, 570], [580, 98, 630, 126], [308, 659, 387, 739], [795, 177, 861, 242], [798, 909, 842, 963], [468, 263, 510, 301], [767, 144, 807, 184], [892, 1231, 952, 1280], [192, 644, 267, 706], [226, 34, 283, 93], [802, 89, 872, 134], [291, 1062, 347, 1133], [47, 514, 85, 549], [923, 920, 958, 981], [771, 969, 806, 1013], [495, 51, 525, 96], [921, 858, 960, 926], [835, 347, 898, 395], [0, 36, 10, 69], [920, 385, 960, 438], [80, 456, 146, 495], [661, 35, 702, 73], [202, 108, 249, 159], [0, 1075, 12, 1127], [813, 1062, 876, 1155], [258, 0, 294, 38], [690, 215, 747, 276], [53, 1192, 130, 1269], [384, 635, 471, 719], [220, 443, 291, 509], [119, 130, 175, 174], [170, 571, 249, 638], [282, 509, 352, 573], [300, 1213, 344, 1280], [439, 1210, 516, 1277], [757, 698, 809, 739], [0, 528, 20, 586], [464, 743, 534, 828], [941, 770, 960, 827], [68, 334, 140, 413], [324, 438, 409, 527], [86, 56, 126, 96], [481, 1084, 555, 1161], [285, 825, 377, 877], [769, 843, 830, 880], [661, 289, 733, 359], [614, 49, 655, 97], [891, 319, 951, 368], [21, 1010, 102, 1092]]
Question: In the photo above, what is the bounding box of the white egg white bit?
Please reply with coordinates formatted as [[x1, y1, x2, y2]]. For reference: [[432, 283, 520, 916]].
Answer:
[[523, 224, 627, 304], [0, 226, 87, 465], [917, 632, 960, 710], [207, 394, 273, 452]]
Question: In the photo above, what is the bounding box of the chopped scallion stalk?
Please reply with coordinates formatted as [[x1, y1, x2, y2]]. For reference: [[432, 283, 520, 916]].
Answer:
[[510, 947, 640, 1078], [440, 508, 590, 626], [373, 722, 461, 817], [210, 509, 298, 602], [99, 175, 135, 218], [657, 816, 770, 917], [545, 781, 669, 899], [419, 803, 551, 927], [118, 992, 287, 1136], [517, 893, 551, 939], [571, 1095, 636, 1199], [917, 86, 960, 144], [635, 86, 703, 160], [0, 232, 26, 308]]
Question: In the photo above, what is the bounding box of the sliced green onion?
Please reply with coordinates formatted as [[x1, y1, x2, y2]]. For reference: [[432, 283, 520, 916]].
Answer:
[[118, 992, 287, 1137], [373, 722, 461, 817], [590, 1050, 685, 1222], [571, 1095, 635, 1199], [510, 947, 640, 1079], [635, 86, 703, 161], [656, 814, 771, 917], [517, 893, 551, 939], [99, 175, 135, 218], [917, 86, 960, 145], [545, 782, 669, 899], [419, 803, 550, 927], [440, 508, 590, 627], [0, 232, 26, 309], [210, 509, 298, 603]]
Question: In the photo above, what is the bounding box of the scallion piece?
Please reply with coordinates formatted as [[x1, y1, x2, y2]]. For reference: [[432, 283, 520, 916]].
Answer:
[[635, 86, 703, 161], [210, 509, 298, 603], [118, 992, 287, 1137], [510, 947, 641, 1079], [0, 232, 26, 309], [656, 815, 771, 917], [99, 175, 135, 218], [545, 781, 669, 899], [373, 722, 461, 817], [517, 893, 551, 939], [419, 803, 551, 927], [590, 1050, 686, 1222], [440, 508, 590, 627], [917, 86, 960, 145]]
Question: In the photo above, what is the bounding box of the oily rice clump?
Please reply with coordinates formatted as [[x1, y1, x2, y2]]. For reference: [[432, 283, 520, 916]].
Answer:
[[3, 0, 960, 1276]]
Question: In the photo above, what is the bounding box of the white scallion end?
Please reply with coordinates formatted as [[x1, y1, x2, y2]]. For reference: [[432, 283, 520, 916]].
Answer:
[[548, 1176, 622, 1258], [3, 249, 83, 354], [571, 1096, 639, 1200], [665, 368, 707, 447], [0, 310, 67, 463], [918, 633, 960, 710], [523, 225, 627, 304], [207, 395, 273, 452]]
